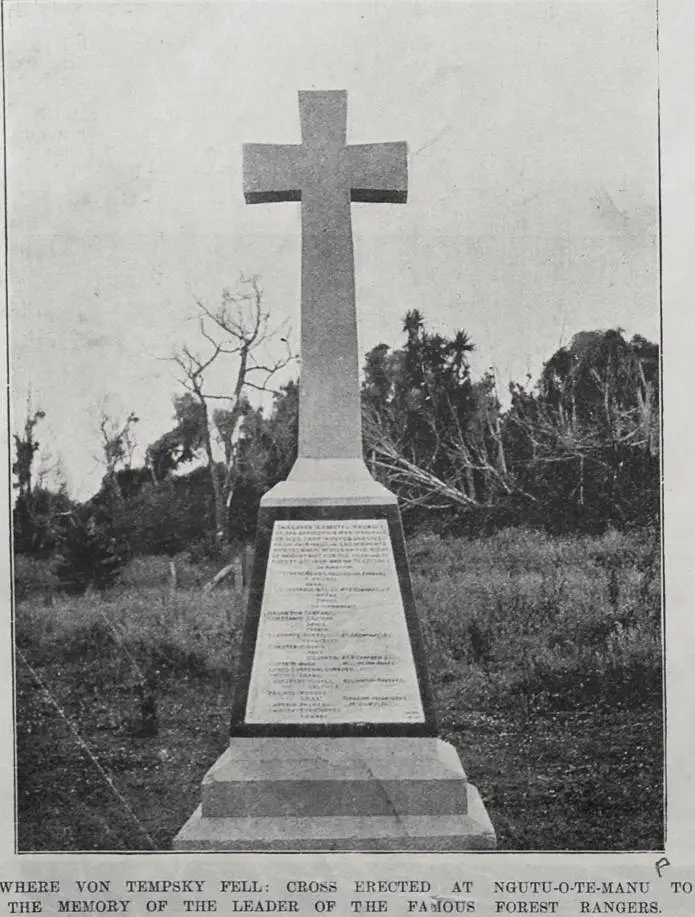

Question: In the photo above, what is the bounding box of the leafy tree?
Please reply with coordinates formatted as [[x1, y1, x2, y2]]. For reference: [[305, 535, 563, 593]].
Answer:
[[226, 381, 300, 539], [12, 404, 45, 499], [13, 486, 74, 558], [11, 401, 76, 556], [146, 393, 207, 481], [241, 381, 298, 486], [49, 409, 140, 590]]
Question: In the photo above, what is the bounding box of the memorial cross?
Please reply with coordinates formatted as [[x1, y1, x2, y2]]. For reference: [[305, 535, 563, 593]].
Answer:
[[176, 90, 496, 853], [243, 90, 407, 461]]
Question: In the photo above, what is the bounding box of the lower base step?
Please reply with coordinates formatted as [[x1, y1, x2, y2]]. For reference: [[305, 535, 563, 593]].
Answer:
[[174, 783, 495, 851]]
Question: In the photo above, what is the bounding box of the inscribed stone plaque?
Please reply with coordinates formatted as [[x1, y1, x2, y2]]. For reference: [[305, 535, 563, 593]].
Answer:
[[245, 519, 425, 724]]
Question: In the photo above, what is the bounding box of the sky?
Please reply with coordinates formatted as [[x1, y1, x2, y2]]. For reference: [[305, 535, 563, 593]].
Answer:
[[6, 0, 659, 500]]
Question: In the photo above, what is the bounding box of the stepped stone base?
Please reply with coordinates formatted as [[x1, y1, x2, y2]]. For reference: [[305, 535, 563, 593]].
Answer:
[[173, 737, 496, 851]]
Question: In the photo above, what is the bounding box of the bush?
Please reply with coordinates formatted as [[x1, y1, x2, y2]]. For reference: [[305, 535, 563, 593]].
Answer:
[[12, 488, 75, 558], [53, 507, 130, 595], [127, 481, 209, 556]]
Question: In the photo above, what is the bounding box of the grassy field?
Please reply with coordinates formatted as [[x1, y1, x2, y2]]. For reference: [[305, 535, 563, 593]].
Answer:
[[13, 526, 663, 851]]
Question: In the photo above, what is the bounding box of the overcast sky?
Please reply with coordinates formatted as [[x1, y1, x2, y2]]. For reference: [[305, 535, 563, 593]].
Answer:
[[7, 0, 659, 499]]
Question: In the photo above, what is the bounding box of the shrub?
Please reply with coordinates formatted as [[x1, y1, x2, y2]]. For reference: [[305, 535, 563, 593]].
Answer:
[[53, 507, 130, 595]]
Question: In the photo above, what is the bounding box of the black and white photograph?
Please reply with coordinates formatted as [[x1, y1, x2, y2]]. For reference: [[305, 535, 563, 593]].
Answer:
[[5, 0, 667, 864]]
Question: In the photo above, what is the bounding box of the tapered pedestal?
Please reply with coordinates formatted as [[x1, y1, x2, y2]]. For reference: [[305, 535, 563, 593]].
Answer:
[[174, 461, 496, 851]]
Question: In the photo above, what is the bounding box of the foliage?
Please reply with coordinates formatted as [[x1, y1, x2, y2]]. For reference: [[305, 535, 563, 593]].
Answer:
[[11, 404, 77, 557], [363, 310, 514, 515], [226, 380, 299, 537], [81, 321, 659, 551], [99, 411, 139, 476], [126, 478, 210, 557], [114, 380, 299, 552], [12, 406, 45, 498], [52, 499, 131, 595], [13, 315, 659, 569], [363, 319, 659, 535], [13, 487, 75, 558], [146, 394, 207, 481], [237, 380, 299, 489]]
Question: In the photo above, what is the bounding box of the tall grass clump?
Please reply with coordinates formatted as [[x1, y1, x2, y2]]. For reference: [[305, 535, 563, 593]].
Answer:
[[15, 554, 247, 737], [410, 527, 661, 716], [16, 555, 246, 674]]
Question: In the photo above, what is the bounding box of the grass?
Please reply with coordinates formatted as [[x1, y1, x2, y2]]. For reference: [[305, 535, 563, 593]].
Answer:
[[13, 526, 663, 851]]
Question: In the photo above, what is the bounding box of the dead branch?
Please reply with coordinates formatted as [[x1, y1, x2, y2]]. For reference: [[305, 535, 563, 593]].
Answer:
[[203, 562, 238, 594]]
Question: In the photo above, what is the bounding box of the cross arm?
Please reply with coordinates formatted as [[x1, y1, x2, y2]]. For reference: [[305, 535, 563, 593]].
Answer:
[[345, 142, 408, 204], [243, 143, 305, 204]]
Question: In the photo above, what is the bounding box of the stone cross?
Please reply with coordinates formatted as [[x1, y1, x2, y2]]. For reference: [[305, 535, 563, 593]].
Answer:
[[243, 91, 407, 461]]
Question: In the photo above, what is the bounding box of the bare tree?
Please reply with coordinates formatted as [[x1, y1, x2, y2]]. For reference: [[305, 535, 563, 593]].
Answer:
[[171, 276, 295, 545], [364, 401, 528, 514], [99, 411, 139, 476], [95, 410, 140, 510]]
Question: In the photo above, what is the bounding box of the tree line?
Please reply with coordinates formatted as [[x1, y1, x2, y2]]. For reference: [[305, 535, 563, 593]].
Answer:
[[12, 280, 660, 593]]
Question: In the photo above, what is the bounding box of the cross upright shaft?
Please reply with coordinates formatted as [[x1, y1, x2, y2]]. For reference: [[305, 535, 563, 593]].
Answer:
[[243, 91, 407, 461]]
